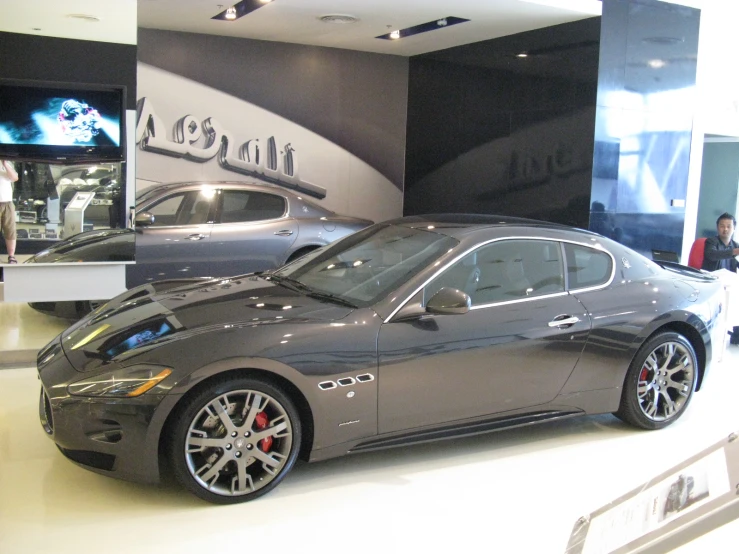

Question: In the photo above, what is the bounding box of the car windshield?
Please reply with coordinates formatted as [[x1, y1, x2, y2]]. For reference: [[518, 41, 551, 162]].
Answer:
[[273, 223, 458, 307]]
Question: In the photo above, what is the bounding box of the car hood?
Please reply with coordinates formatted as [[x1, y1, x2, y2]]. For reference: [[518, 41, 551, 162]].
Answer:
[[25, 228, 134, 263], [59, 275, 355, 372]]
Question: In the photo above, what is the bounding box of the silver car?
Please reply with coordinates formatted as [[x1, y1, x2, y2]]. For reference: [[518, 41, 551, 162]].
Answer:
[[130, 181, 372, 285], [26, 181, 373, 317]]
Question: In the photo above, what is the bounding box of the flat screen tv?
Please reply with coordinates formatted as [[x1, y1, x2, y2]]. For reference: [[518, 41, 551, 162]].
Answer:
[[0, 79, 126, 164]]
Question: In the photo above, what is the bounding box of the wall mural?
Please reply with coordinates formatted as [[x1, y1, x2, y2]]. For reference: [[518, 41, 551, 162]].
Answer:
[[136, 63, 402, 225]]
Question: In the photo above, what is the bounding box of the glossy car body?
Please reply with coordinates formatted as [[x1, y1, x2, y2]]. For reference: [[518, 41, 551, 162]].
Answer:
[[26, 181, 372, 318], [36, 215, 724, 503]]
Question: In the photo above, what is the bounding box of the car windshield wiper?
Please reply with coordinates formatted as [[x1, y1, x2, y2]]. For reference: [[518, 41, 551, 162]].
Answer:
[[261, 273, 307, 293], [265, 274, 357, 308], [305, 291, 358, 309]]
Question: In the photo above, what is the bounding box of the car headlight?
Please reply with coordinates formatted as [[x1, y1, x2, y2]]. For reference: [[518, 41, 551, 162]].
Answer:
[[68, 366, 172, 398]]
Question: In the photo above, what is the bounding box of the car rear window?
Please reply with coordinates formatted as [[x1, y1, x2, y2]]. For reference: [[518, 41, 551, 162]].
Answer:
[[564, 243, 613, 289]]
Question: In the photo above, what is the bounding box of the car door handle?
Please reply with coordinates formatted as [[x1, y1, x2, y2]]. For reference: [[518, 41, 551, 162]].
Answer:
[[548, 315, 580, 327], [185, 234, 207, 241], [274, 230, 294, 237]]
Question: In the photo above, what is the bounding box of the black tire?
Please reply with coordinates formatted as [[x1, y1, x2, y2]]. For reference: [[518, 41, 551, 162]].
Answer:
[[169, 377, 301, 504], [616, 331, 698, 430]]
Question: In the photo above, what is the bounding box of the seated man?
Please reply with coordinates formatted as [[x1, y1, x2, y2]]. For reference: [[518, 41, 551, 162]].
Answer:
[[702, 212, 739, 272]]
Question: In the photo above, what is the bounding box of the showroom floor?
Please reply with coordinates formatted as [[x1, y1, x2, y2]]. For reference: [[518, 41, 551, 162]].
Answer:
[[0, 301, 737, 554]]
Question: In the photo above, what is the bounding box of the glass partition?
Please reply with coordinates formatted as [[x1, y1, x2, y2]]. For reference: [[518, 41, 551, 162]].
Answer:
[[5, 161, 126, 255]]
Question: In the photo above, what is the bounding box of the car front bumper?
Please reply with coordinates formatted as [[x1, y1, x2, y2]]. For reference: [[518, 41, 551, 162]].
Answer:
[[36, 337, 173, 485]]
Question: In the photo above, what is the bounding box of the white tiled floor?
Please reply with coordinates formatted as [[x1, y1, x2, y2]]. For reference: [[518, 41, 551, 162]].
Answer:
[[0, 301, 69, 352], [0, 307, 737, 553]]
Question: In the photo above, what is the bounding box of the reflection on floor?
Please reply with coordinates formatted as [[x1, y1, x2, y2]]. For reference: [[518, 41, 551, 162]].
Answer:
[[0, 316, 737, 552], [0, 301, 69, 354]]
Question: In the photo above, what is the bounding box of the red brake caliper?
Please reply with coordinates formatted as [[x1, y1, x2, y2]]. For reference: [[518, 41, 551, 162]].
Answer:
[[255, 412, 273, 452], [640, 365, 649, 382]]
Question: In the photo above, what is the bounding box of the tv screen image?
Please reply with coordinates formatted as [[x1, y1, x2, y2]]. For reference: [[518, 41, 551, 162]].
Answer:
[[0, 80, 125, 163]]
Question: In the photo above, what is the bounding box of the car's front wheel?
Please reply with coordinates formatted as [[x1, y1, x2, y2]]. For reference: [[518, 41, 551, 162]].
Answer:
[[616, 331, 698, 430], [169, 377, 301, 504]]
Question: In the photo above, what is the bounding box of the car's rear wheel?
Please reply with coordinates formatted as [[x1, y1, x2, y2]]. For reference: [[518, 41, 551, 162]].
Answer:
[[169, 377, 301, 504], [616, 331, 697, 430]]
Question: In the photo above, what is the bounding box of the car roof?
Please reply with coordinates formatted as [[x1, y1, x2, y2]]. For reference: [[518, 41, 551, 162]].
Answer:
[[385, 214, 588, 239], [136, 180, 292, 197], [134, 180, 337, 217]]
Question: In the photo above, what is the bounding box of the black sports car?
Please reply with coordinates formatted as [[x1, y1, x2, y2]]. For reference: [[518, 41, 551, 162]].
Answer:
[[36, 215, 724, 504]]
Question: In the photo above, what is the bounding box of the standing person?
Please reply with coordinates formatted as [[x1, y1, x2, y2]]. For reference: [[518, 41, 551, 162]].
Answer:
[[0, 159, 20, 264], [701, 212, 739, 272]]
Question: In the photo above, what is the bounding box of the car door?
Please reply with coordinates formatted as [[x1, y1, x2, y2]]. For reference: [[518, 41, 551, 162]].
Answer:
[[129, 188, 215, 286], [206, 188, 298, 277], [377, 238, 592, 434]]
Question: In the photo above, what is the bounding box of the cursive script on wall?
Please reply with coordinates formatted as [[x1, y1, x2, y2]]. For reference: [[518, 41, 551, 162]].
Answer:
[[135, 97, 327, 199]]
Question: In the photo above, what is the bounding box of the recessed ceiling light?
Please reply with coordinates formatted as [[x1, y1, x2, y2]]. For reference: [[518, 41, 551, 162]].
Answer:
[[318, 14, 359, 24], [647, 59, 666, 68], [66, 14, 101, 23], [517, 52, 528, 58], [376, 16, 470, 41], [225, 6, 237, 20]]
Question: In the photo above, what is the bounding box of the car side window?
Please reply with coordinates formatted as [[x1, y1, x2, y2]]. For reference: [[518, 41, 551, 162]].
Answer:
[[425, 239, 565, 306], [564, 243, 613, 289], [219, 190, 286, 223], [146, 191, 211, 227]]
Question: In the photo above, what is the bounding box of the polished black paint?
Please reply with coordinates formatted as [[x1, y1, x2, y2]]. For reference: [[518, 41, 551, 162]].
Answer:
[[37, 215, 723, 489]]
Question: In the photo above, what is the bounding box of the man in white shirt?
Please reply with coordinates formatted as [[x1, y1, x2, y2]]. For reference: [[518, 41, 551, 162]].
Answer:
[[0, 159, 20, 264]]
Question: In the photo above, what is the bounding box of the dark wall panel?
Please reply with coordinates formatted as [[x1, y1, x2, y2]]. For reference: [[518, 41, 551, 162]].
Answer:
[[0, 32, 137, 110], [404, 18, 601, 229]]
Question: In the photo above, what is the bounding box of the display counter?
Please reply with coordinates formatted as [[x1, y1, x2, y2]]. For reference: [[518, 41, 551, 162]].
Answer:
[[0, 261, 129, 302]]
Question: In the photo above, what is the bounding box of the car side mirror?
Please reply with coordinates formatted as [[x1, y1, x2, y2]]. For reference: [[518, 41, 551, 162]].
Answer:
[[426, 287, 471, 315], [135, 212, 155, 226]]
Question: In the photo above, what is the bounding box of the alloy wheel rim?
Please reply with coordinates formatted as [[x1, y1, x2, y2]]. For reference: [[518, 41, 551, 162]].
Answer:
[[637, 341, 694, 422], [184, 389, 293, 496]]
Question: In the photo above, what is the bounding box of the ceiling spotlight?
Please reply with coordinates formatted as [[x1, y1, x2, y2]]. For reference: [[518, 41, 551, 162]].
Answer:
[[517, 52, 528, 58], [648, 59, 666, 68], [377, 16, 469, 41], [213, 1, 271, 21]]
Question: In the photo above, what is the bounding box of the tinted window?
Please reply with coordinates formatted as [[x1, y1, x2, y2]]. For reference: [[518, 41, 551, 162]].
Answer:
[[276, 224, 458, 307], [146, 191, 211, 226], [564, 243, 613, 289], [425, 239, 565, 306], [219, 190, 285, 223]]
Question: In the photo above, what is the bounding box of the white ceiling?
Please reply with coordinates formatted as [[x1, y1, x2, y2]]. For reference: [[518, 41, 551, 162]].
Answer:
[[0, 0, 138, 45], [2, 0, 606, 55], [136, 0, 603, 56]]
